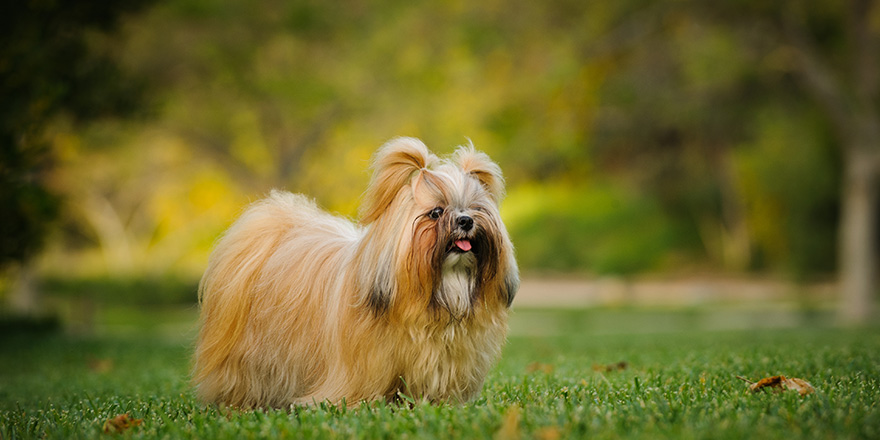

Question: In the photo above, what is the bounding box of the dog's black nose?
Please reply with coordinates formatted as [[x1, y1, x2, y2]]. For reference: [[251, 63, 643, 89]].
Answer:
[[457, 215, 474, 231]]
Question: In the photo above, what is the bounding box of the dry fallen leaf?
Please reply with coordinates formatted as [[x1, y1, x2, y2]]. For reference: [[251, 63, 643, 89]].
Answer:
[[102, 413, 143, 434], [526, 362, 554, 374], [592, 361, 628, 373], [535, 426, 562, 440], [88, 357, 114, 374], [737, 375, 816, 396], [494, 405, 521, 440], [781, 377, 816, 395]]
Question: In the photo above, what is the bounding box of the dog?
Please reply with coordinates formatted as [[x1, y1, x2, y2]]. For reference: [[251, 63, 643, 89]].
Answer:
[[192, 138, 519, 408]]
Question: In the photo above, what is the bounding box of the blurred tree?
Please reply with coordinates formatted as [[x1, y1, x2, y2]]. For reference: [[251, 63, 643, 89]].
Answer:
[[118, 0, 367, 194], [591, 7, 759, 272], [568, 0, 874, 321], [29, 0, 874, 319], [698, 0, 879, 322], [0, 0, 154, 311]]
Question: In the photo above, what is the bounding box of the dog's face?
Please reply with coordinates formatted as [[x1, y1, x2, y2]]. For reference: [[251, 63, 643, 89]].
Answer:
[[357, 138, 517, 321], [410, 160, 508, 318]]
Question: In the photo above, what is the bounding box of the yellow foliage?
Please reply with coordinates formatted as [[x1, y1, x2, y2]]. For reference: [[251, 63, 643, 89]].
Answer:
[[229, 109, 274, 178]]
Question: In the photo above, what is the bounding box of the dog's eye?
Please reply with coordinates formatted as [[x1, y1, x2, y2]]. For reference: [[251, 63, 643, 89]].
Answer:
[[428, 207, 444, 220]]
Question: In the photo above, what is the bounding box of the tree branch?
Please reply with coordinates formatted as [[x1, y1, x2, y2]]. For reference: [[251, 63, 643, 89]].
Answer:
[[780, 2, 853, 136], [852, 0, 880, 102]]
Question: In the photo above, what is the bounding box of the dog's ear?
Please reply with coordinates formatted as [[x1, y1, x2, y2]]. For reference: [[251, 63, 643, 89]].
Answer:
[[452, 143, 506, 202], [503, 261, 520, 308], [360, 137, 438, 224]]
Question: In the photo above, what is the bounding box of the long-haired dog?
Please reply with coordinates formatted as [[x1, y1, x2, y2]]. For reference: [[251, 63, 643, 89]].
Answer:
[[193, 138, 519, 408]]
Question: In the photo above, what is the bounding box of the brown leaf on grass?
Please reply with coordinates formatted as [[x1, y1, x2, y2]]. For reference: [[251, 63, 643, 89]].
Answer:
[[102, 413, 143, 434], [535, 426, 562, 440], [494, 405, 521, 440], [737, 375, 815, 396], [88, 358, 114, 374], [592, 361, 628, 373], [782, 377, 816, 395], [526, 362, 554, 374]]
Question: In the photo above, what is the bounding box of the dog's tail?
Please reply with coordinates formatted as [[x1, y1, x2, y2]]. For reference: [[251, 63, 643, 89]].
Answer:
[[192, 192, 294, 396]]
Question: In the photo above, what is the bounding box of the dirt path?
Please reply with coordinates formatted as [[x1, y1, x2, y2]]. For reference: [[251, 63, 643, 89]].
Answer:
[[513, 276, 838, 308]]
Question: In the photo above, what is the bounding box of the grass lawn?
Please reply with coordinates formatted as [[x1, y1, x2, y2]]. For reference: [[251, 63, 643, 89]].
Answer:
[[1, 307, 878, 439]]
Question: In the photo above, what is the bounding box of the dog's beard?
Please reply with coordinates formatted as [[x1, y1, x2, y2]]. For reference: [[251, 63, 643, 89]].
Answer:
[[427, 214, 502, 321], [434, 248, 477, 320]]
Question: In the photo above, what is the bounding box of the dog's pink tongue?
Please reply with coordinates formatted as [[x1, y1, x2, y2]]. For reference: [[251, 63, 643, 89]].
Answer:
[[455, 239, 472, 252]]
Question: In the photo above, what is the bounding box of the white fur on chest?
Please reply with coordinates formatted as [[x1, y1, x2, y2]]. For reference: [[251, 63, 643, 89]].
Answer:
[[436, 252, 476, 320]]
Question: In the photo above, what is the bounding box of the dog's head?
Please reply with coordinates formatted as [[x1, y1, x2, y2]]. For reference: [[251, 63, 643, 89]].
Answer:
[[357, 138, 518, 321]]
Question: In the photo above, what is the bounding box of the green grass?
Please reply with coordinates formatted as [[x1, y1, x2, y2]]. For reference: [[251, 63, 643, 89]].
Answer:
[[1, 308, 879, 439]]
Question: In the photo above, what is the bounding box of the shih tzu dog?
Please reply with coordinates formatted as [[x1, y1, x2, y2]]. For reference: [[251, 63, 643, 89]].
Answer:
[[193, 137, 519, 408]]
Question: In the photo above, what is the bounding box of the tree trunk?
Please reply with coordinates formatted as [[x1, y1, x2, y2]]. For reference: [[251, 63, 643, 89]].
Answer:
[[839, 146, 878, 324]]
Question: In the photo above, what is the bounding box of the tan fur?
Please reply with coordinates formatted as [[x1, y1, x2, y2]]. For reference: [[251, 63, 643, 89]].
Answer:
[[193, 137, 519, 408]]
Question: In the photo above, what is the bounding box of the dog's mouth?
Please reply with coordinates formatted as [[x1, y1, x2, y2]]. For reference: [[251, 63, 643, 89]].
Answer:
[[447, 239, 473, 253]]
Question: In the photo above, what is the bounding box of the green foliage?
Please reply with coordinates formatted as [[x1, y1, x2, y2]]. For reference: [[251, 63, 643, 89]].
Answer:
[[1, 310, 878, 439], [41, 276, 198, 305], [505, 184, 698, 274], [15, 0, 865, 283], [733, 105, 840, 276], [0, 0, 154, 272], [0, 150, 58, 269], [587, 4, 847, 275]]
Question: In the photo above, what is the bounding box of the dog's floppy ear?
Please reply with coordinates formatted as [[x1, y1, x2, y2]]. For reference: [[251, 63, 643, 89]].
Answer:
[[503, 260, 520, 308], [452, 143, 506, 202], [360, 137, 438, 224]]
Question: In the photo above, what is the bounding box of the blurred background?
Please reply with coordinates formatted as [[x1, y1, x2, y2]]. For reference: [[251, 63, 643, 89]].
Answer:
[[2, 0, 878, 334]]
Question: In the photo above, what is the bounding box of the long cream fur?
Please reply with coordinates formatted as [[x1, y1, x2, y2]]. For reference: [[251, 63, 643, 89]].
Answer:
[[193, 138, 519, 408]]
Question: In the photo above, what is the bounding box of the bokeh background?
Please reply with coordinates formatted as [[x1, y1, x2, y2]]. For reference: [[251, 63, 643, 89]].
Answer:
[[2, 0, 878, 332]]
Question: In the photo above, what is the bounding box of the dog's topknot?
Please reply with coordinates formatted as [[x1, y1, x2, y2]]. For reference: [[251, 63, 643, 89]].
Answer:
[[360, 137, 439, 224], [452, 143, 506, 203]]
